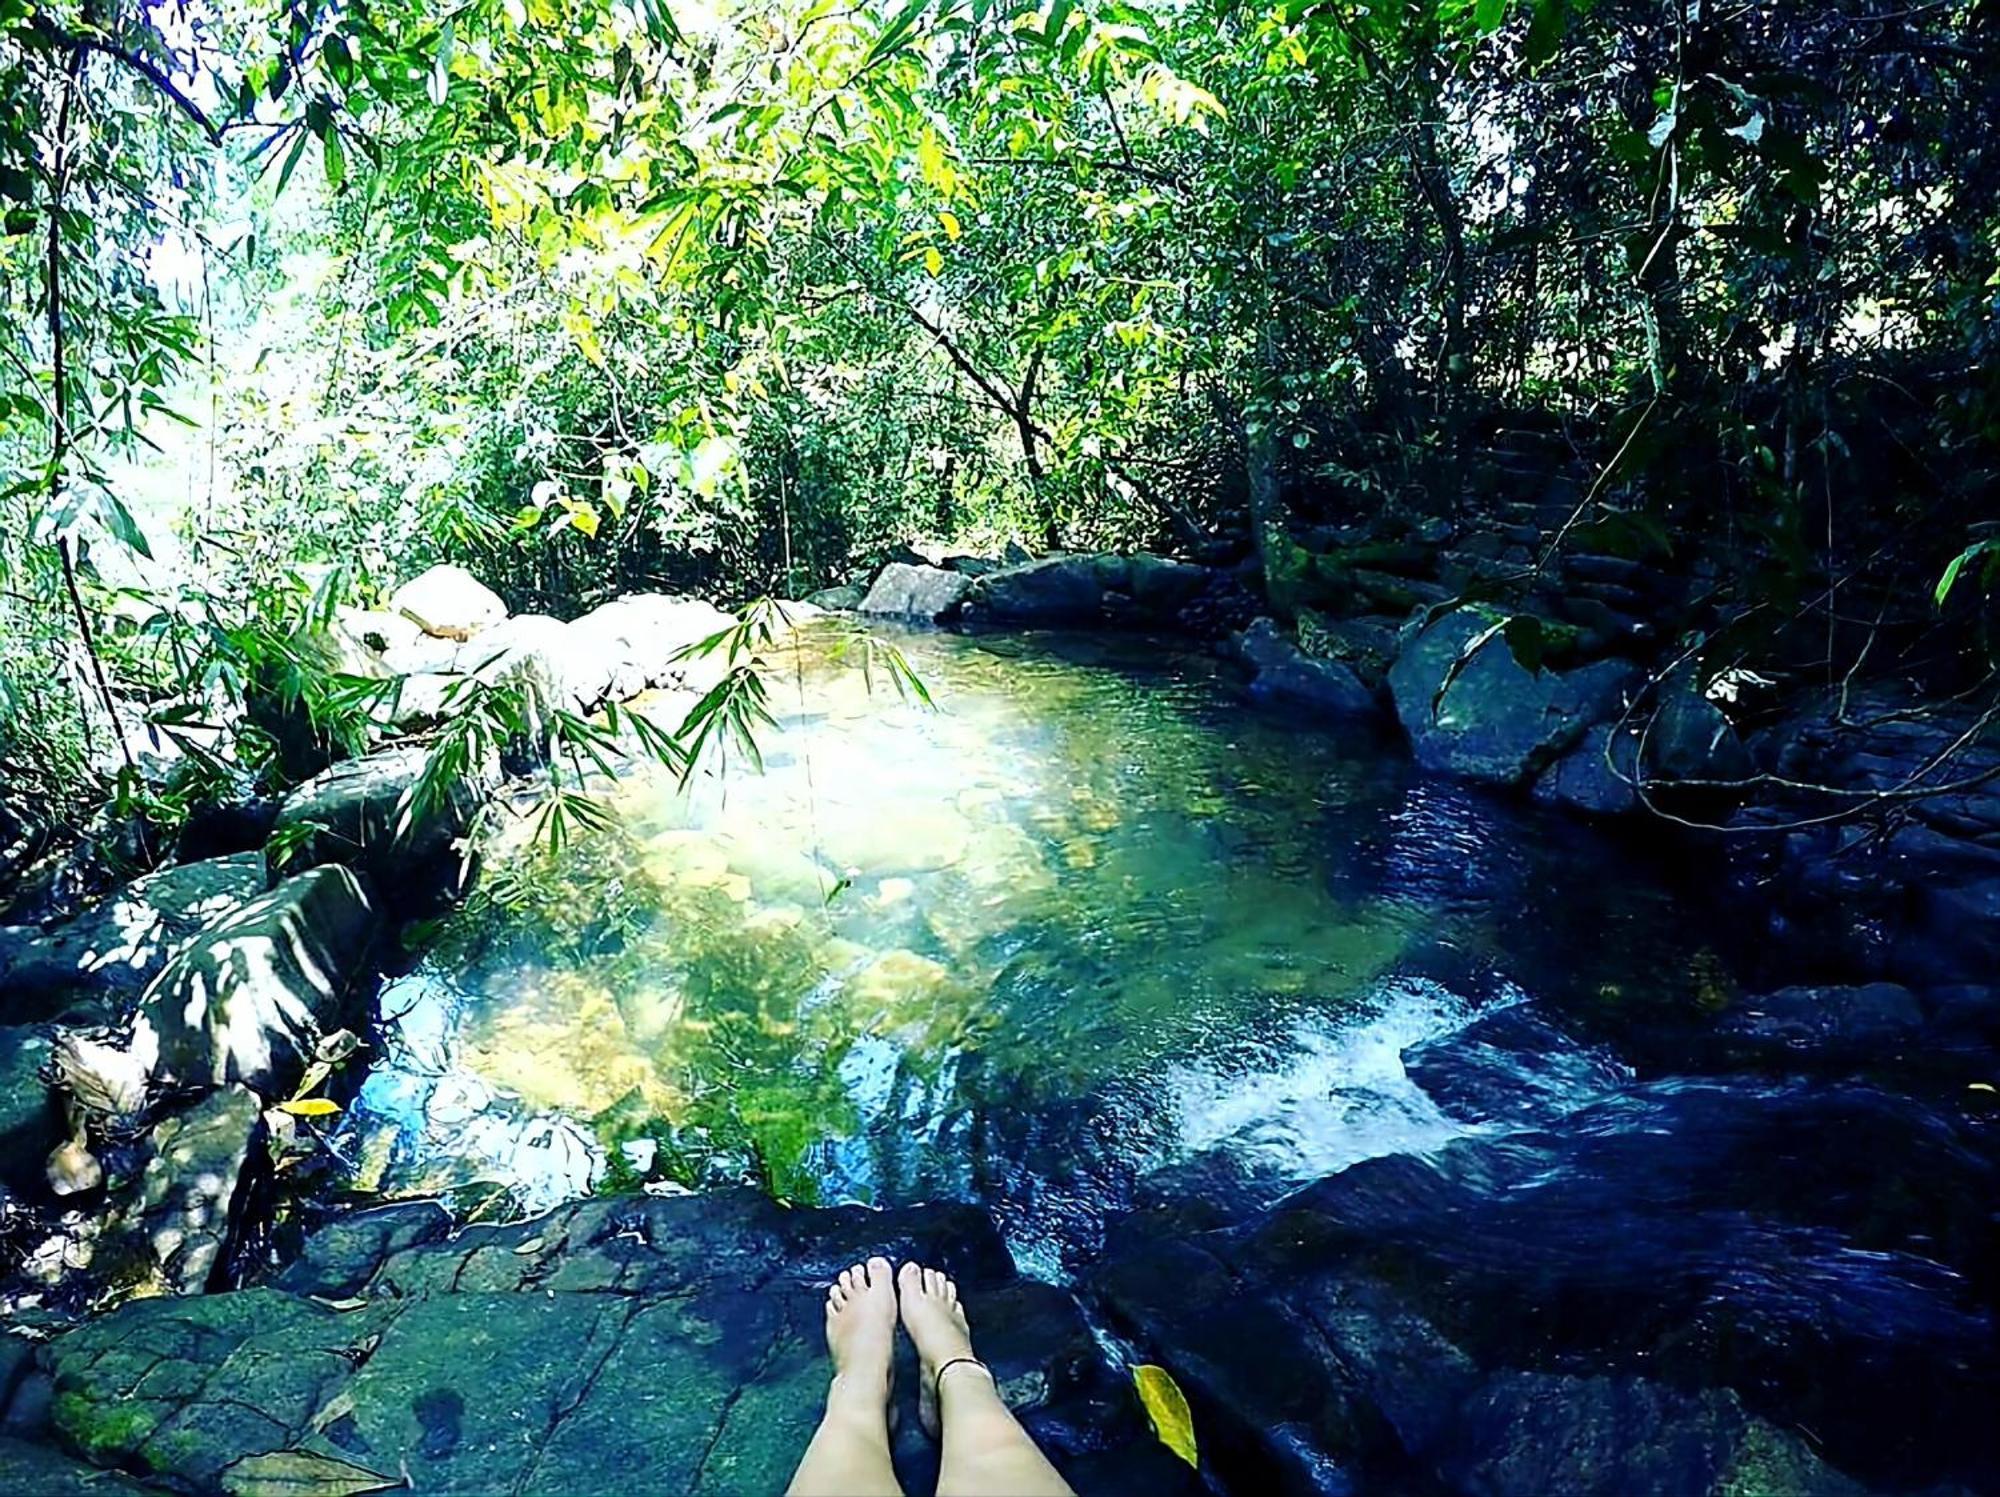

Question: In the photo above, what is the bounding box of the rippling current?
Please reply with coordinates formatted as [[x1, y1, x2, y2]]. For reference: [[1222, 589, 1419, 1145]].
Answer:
[[336, 623, 1726, 1273]]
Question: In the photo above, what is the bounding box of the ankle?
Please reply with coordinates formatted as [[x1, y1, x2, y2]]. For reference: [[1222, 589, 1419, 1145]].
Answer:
[[827, 1368, 891, 1411]]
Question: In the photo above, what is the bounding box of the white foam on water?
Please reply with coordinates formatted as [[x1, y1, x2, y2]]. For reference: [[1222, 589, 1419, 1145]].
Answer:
[[1161, 977, 1493, 1186]]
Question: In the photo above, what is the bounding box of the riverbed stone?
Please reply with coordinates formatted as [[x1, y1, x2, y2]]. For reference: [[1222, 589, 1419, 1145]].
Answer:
[[571, 593, 739, 701], [0, 1025, 60, 1192], [960, 555, 1110, 625], [858, 562, 973, 623], [1714, 982, 1925, 1063], [805, 582, 866, 611], [266, 744, 488, 900], [0, 853, 265, 1024], [1389, 607, 1638, 786], [1534, 722, 1642, 816], [129, 866, 380, 1099], [114, 1084, 266, 1296], [33, 1191, 1192, 1497], [1234, 618, 1377, 718], [391, 563, 507, 641], [1092, 1074, 1992, 1495]]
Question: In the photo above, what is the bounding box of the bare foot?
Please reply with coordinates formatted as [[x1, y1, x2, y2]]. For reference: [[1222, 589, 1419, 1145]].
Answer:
[[824, 1257, 898, 1413], [897, 1261, 981, 1440]]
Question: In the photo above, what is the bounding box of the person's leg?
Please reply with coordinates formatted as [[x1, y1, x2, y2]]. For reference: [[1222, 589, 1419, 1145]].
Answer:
[[786, 1257, 905, 1497], [897, 1261, 1075, 1497]]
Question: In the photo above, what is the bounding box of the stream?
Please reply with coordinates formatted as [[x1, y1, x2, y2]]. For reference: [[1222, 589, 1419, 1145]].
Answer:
[[336, 623, 1728, 1275]]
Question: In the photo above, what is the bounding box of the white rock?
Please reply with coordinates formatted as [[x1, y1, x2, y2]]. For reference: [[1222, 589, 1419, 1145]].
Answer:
[[857, 563, 971, 622], [391, 564, 508, 642], [570, 593, 737, 700]]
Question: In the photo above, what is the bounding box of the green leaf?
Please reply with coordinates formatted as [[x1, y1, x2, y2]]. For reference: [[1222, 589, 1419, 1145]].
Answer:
[[1475, 0, 1507, 33], [1133, 1365, 1197, 1468], [1936, 541, 1999, 607], [1525, 0, 1566, 65]]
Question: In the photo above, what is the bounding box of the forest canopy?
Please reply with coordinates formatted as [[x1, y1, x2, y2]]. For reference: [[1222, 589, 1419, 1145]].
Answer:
[[1, 0, 1996, 871]]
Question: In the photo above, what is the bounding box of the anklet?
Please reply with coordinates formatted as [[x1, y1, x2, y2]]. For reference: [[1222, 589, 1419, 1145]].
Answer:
[[934, 1356, 991, 1399]]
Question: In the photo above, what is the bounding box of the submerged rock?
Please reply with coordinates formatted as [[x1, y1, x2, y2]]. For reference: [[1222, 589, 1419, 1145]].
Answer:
[[858, 562, 973, 623], [0, 853, 265, 1023], [35, 1191, 1194, 1497], [1389, 608, 1637, 786], [130, 866, 381, 1099], [390, 563, 507, 641]]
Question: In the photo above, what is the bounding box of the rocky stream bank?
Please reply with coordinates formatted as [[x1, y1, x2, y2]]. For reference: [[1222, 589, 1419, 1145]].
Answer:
[[0, 548, 1995, 1494]]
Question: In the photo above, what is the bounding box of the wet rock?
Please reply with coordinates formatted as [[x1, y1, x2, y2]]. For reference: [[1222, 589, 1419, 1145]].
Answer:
[[36, 1191, 1191, 1497], [804, 582, 866, 611], [115, 1084, 266, 1295], [1715, 983, 1925, 1063], [1534, 722, 1642, 816], [0, 854, 265, 1023], [390, 563, 507, 641], [1403, 1006, 1629, 1127], [857, 562, 973, 623], [1093, 1076, 1995, 1495], [130, 866, 380, 1099], [0, 1438, 152, 1494], [1389, 608, 1637, 786], [1233, 619, 1377, 718], [0, 1026, 61, 1193], [1644, 671, 1751, 786], [960, 555, 1108, 626], [267, 745, 488, 900]]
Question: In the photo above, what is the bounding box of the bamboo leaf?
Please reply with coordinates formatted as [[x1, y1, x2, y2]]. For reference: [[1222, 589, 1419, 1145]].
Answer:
[[219, 1448, 400, 1496]]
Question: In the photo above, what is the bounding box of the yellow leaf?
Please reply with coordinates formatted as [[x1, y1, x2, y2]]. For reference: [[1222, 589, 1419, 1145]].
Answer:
[[1132, 1364, 1197, 1468], [568, 502, 600, 538], [939, 209, 962, 241], [273, 1098, 341, 1118], [1969, 1082, 1997, 1093], [219, 1447, 399, 1496], [924, 245, 944, 277]]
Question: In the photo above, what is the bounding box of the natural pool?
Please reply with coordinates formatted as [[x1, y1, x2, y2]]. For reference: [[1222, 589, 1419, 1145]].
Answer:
[[335, 622, 1726, 1273]]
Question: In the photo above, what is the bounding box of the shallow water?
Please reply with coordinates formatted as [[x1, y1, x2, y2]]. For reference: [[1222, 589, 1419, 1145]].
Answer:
[[338, 624, 1723, 1269]]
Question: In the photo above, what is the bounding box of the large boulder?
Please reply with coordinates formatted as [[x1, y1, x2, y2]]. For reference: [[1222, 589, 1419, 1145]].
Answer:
[[1233, 618, 1378, 718], [1533, 722, 1642, 816], [128, 866, 380, 1099], [35, 1192, 1196, 1497], [805, 582, 866, 611], [0, 1025, 61, 1192], [1389, 608, 1638, 786], [1714, 982, 1926, 1065], [1092, 1071, 1993, 1495], [457, 612, 616, 718], [568, 592, 739, 701], [858, 563, 973, 623], [390, 564, 507, 642], [267, 745, 488, 900], [960, 555, 1111, 626], [0, 854, 265, 1024], [113, 1084, 266, 1295]]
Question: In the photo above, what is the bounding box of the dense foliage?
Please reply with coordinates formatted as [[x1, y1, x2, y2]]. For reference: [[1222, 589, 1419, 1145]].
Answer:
[[2, 0, 1996, 879]]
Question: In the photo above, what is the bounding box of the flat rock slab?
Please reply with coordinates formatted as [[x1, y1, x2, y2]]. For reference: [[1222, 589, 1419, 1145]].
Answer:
[[37, 1191, 1195, 1496]]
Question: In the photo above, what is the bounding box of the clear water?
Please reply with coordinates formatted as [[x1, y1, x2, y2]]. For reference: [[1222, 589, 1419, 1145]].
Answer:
[[336, 624, 1722, 1269]]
